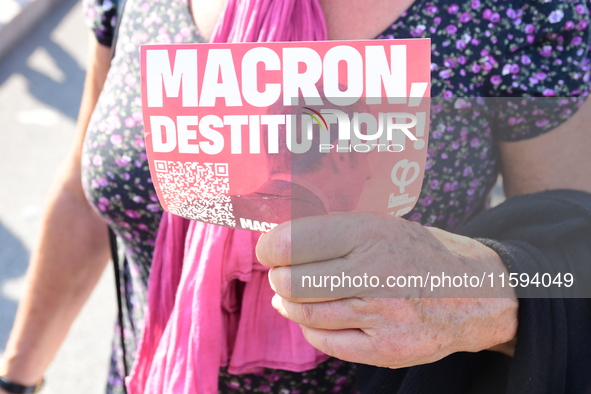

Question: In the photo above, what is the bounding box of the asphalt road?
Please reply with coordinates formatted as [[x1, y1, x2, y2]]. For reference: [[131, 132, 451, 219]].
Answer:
[[0, 0, 116, 392]]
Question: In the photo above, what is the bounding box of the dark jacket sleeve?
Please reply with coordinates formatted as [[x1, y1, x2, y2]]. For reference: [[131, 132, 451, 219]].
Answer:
[[359, 189, 591, 394]]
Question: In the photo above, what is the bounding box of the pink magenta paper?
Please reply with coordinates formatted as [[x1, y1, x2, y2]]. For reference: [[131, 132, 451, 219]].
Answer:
[[140, 39, 431, 232]]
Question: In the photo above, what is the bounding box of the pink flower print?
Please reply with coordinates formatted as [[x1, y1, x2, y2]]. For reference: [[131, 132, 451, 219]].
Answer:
[[524, 24, 536, 34], [268, 373, 281, 382], [422, 195, 435, 207], [521, 54, 531, 65], [434, 16, 442, 25], [447, 4, 459, 14], [459, 12, 472, 23], [489, 12, 500, 23], [548, 10, 564, 24], [115, 156, 131, 167], [444, 58, 456, 68], [410, 25, 426, 37], [92, 154, 103, 166], [571, 36, 583, 46], [125, 117, 135, 128], [463, 166, 473, 176], [98, 178, 108, 187], [471, 0, 480, 9], [125, 210, 141, 219], [458, 55, 467, 65], [439, 70, 452, 79], [335, 376, 348, 385], [470, 137, 480, 147], [446, 24, 458, 34], [410, 212, 422, 221], [483, 8, 492, 20], [539, 46, 553, 57], [575, 4, 586, 15], [258, 385, 271, 392], [456, 40, 466, 50], [565, 20, 575, 30], [426, 5, 438, 14], [180, 26, 192, 37], [536, 118, 550, 127], [506, 8, 517, 19], [146, 204, 161, 212], [471, 38, 480, 45], [97, 197, 110, 212], [471, 64, 481, 73], [110, 134, 123, 145], [226, 381, 240, 390], [536, 72, 547, 80], [542, 89, 555, 97], [124, 73, 137, 87]]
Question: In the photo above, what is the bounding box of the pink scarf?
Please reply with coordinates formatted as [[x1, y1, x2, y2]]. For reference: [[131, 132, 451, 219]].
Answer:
[[127, 1, 328, 393]]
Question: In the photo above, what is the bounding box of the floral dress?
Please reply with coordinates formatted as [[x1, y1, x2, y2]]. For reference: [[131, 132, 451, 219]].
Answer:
[[82, 0, 590, 392]]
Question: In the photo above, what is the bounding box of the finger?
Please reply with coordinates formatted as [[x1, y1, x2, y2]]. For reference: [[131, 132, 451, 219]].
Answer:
[[272, 294, 373, 329], [300, 326, 380, 365], [269, 257, 372, 301], [256, 213, 377, 268]]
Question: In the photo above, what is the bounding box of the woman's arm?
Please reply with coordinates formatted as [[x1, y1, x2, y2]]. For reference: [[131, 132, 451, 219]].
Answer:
[[0, 36, 112, 389], [499, 97, 591, 197]]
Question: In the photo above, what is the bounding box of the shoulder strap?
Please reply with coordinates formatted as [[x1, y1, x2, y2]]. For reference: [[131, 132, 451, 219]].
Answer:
[[110, 0, 129, 60], [108, 227, 130, 392]]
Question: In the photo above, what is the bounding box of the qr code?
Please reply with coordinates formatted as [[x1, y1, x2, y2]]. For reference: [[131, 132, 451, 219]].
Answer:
[[154, 160, 236, 227]]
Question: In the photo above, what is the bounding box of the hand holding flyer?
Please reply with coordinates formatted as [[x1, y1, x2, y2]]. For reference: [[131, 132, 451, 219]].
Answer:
[[140, 39, 431, 231]]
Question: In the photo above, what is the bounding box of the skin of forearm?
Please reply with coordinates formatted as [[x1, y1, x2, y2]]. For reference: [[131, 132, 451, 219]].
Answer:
[[0, 37, 112, 386], [0, 184, 110, 385]]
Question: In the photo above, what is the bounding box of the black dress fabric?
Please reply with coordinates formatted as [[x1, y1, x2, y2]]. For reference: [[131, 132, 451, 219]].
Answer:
[[359, 189, 591, 394]]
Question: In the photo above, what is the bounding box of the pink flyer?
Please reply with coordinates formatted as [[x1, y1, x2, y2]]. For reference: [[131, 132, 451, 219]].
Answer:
[[140, 39, 431, 231]]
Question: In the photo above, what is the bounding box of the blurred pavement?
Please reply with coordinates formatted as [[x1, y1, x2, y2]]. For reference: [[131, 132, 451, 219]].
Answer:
[[0, 0, 116, 393]]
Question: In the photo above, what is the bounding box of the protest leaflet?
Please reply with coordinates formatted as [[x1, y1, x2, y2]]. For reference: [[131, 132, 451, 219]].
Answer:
[[140, 39, 431, 232]]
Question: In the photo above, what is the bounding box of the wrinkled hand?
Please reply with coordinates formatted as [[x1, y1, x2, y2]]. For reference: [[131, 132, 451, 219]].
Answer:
[[256, 213, 518, 368]]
